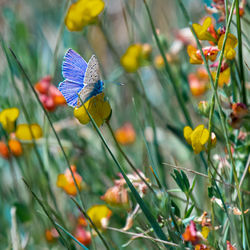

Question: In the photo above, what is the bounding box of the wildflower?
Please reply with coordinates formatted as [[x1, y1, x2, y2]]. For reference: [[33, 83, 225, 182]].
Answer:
[[187, 45, 219, 64], [57, 165, 83, 196], [115, 123, 136, 145], [154, 55, 165, 69], [187, 45, 203, 64], [87, 205, 112, 230], [184, 125, 210, 154], [35, 76, 66, 112], [0, 141, 10, 159], [211, 67, 230, 87], [74, 93, 111, 127], [218, 33, 238, 60], [188, 73, 207, 97], [227, 241, 237, 250], [101, 185, 129, 209], [77, 215, 88, 227], [65, 0, 105, 31], [229, 103, 248, 129], [8, 139, 22, 157], [45, 228, 59, 243], [115, 170, 150, 195], [74, 226, 91, 246], [192, 17, 216, 42], [0, 108, 19, 133], [15, 124, 43, 140], [182, 221, 199, 245], [121, 43, 151, 72]]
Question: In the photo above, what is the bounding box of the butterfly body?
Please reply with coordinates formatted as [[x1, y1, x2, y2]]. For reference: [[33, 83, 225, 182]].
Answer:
[[58, 49, 103, 107]]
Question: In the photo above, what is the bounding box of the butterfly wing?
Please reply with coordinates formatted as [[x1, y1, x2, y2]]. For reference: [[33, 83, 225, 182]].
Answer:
[[58, 49, 87, 107], [77, 55, 103, 106]]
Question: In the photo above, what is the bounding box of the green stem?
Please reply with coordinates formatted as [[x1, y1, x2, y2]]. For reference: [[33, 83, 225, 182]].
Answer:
[[143, 0, 192, 127], [235, 0, 247, 105]]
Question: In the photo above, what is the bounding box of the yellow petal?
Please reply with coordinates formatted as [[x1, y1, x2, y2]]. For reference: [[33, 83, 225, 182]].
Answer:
[[56, 174, 67, 188], [0, 108, 19, 133], [200, 128, 209, 145], [15, 124, 43, 140], [218, 33, 237, 60], [87, 205, 112, 230], [183, 126, 193, 145], [191, 125, 204, 154], [201, 226, 210, 239]]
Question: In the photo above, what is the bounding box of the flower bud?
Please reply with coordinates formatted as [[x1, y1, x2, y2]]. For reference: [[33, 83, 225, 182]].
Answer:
[[198, 101, 210, 117]]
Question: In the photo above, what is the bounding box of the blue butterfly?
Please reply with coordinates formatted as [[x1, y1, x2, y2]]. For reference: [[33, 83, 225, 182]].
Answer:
[[58, 49, 104, 107]]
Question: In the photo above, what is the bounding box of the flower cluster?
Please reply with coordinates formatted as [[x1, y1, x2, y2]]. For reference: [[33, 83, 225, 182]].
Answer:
[[35, 76, 66, 112], [229, 103, 249, 129], [74, 215, 91, 246], [121, 43, 152, 73], [65, 0, 105, 31], [187, 16, 238, 89], [0, 108, 43, 160]]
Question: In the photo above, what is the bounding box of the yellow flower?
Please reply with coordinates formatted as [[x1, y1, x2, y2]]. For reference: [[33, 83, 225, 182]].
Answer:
[[192, 17, 216, 42], [201, 226, 210, 239], [0, 108, 19, 133], [120, 44, 143, 72], [87, 205, 112, 230], [218, 33, 238, 60], [15, 124, 43, 140], [65, 0, 105, 31], [74, 93, 111, 127], [187, 45, 203, 64], [211, 67, 230, 87], [184, 125, 210, 154]]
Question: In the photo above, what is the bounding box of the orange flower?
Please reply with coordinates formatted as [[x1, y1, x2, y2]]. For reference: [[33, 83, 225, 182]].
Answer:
[[182, 221, 199, 245], [8, 139, 22, 157], [115, 123, 136, 145], [0, 141, 10, 159], [74, 226, 91, 246], [57, 165, 83, 196], [188, 73, 207, 96], [45, 228, 59, 243], [35, 76, 66, 112]]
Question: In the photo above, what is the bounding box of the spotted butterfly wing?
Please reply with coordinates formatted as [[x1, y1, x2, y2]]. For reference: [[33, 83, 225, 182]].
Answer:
[[77, 55, 103, 107]]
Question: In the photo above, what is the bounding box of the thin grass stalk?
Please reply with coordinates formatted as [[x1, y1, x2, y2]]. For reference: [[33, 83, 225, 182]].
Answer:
[[78, 96, 168, 246], [8, 48, 111, 250], [142, 0, 192, 127], [55, 222, 89, 250], [177, 0, 250, 247], [105, 121, 156, 195], [22, 178, 70, 249], [235, 0, 247, 105]]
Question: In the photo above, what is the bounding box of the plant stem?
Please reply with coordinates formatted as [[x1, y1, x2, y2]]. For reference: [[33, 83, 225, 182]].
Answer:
[[235, 0, 247, 105]]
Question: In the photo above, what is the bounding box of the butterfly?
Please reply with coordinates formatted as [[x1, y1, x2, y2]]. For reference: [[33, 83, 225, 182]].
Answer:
[[58, 49, 103, 108]]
